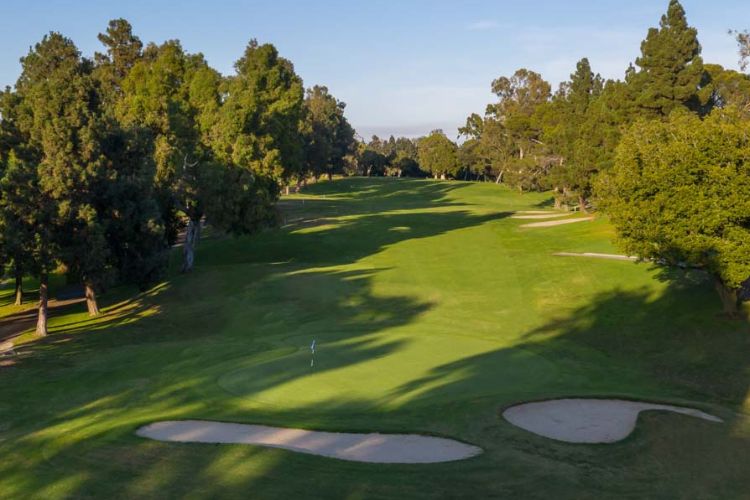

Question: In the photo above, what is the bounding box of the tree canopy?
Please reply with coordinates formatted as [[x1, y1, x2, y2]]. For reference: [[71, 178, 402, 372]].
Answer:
[[597, 109, 750, 315]]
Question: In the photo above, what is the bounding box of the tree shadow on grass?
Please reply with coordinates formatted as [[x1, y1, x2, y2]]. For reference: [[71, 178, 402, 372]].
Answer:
[[355, 277, 750, 498], [0, 179, 518, 497]]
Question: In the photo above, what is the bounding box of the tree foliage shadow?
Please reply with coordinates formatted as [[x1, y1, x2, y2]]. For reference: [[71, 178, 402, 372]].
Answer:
[[0, 178, 517, 497]]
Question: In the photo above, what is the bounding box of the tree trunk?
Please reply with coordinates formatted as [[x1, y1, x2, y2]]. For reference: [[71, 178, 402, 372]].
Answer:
[[85, 282, 100, 316], [495, 172, 503, 184], [285, 185, 290, 195], [714, 278, 740, 317], [181, 217, 201, 273], [14, 264, 22, 306], [578, 195, 589, 214], [36, 273, 48, 336], [327, 171, 333, 181]]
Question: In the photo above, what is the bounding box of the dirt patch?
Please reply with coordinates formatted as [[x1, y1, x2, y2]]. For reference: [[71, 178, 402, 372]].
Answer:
[[520, 217, 594, 228], [511, 213, 571, 220], [553, 252, 637, 261]]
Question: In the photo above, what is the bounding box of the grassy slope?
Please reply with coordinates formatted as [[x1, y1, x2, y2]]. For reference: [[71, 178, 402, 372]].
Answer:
[[0, 177, 749, 499]]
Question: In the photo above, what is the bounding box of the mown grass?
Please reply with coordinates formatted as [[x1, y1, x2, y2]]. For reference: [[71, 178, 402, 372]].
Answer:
[[1, 177, 748, 499]]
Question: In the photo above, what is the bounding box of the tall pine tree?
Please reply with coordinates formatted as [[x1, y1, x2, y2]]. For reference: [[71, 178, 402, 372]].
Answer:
[[632, 0, 709, 117]]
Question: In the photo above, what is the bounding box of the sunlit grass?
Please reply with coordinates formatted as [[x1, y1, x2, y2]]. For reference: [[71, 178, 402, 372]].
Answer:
[[1, 177, 748, 498]]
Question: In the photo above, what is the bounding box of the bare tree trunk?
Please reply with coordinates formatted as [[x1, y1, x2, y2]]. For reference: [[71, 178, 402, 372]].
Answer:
[[84, 281, 100, 316], [714, 278, 739, 317], [578, 195, 589, 214], [285, 185, 290, 195], [36, 273, 48, 336], [14, 263, 22, 306], [181, 217, 201, 273], [495, 171, 503, 184], [327, 171, 333, 181]]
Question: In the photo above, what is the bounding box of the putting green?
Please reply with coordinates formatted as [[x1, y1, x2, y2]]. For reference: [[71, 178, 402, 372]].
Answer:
[[217, 334, 559, 410]]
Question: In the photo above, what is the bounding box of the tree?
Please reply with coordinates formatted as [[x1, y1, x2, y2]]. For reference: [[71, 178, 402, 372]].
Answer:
[[94, 18, 143, 108], [117, 40, 221, 272], [0, 88, 32, 306], [474, 68, 552, 190], [302, 85, 355, 181], [16, 33, 113, 319], [704, 64, 750, 114], [597, 110, 750, 316], [214, 40, 304, 185], [543, 58, 604, 210], [417, 130, 458, 179], [732, 29, 750, 71], [359, 149, 388, 177], [631, 0, 709, 117]]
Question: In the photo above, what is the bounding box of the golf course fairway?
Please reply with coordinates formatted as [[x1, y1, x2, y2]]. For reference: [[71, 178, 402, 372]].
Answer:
[[1, 178, 749, 498]]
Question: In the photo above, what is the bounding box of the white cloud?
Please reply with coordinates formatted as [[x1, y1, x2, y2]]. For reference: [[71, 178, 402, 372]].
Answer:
[[467, 20, 498, 31]]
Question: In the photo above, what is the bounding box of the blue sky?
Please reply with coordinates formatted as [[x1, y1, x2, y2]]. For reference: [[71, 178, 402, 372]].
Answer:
[[1, 1, 748, 139]]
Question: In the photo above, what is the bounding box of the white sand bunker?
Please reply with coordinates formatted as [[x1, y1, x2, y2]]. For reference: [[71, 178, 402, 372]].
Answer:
[[553, 252, 637, 261], [136, 420, 482, 463], [503, 398, 722, 443], [521, 217, 594, 228], [512, 213, 571, 220]]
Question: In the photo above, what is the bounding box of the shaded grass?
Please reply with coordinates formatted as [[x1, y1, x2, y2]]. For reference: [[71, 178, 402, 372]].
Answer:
[[0, 178, 748, 499]]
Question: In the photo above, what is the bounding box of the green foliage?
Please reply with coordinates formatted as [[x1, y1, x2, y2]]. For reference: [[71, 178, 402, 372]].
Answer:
[[704, 63, 750, 113], [631, 0, 709, 117], [214, 40, 304, 184], [542, 58, 605, 207], [598, 109, 750, 312], [301, 85, 355, 180], [16, 33, 113, 290], [417, 130, 459, 178]]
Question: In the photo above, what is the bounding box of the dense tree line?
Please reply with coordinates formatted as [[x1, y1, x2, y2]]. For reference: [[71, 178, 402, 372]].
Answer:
[[458, 0, 750, 314], [0, 20, 356, 334]]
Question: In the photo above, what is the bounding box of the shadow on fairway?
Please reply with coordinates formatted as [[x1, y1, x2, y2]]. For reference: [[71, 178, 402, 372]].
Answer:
[[3, 178, 747, 498], [0, 178, 518, 498]]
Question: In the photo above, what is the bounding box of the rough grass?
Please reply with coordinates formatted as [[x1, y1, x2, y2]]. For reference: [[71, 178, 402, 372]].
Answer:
[[1, 177, 749, 499]]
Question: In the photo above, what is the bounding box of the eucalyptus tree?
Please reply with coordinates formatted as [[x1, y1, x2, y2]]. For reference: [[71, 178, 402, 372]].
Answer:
[[735, 29, 750, 71]]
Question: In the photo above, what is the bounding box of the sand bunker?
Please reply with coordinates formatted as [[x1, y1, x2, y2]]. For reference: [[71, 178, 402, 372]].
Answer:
[[521, 217, 594, 228], [553, 252, 637, 261], [136, 420, 482, 463], [512, 213, 571, 220], [502, 398, 722, 443]]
